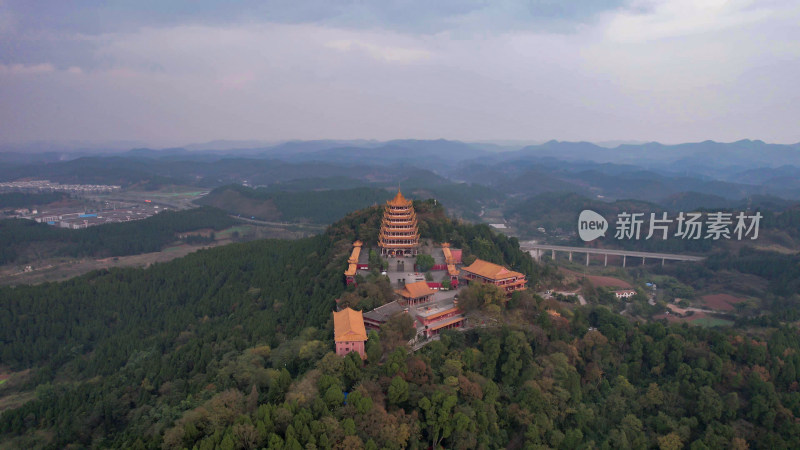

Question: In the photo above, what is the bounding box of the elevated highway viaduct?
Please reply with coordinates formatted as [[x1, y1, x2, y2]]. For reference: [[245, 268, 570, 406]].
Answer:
[[520, 242, 706, 267]]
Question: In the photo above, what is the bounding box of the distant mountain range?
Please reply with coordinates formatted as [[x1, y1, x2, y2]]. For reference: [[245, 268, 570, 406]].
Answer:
[[2, 139, 799, 218]]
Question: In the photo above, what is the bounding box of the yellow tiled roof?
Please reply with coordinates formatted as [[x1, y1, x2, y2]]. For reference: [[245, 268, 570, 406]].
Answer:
[[396, 280, 434, 299], [462, 258, 524, 281], [344, 241, 363, 277], [333, 307, 368, 342], [429, 316, 465, 331], [442, 244, 459, 275], [386, 189, 412, 207]]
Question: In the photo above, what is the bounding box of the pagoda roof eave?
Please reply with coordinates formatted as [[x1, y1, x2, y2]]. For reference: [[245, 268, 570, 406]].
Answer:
[[386, 189, 413, 207]]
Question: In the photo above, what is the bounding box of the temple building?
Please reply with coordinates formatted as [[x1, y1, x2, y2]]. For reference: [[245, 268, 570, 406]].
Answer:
[[333, 307, 367, 359], [344, 240, 363, 286], [378, 189, 420, 256], [396, 280, 435, 305], [461, 258, 527, 295], [363, 301, 406, 330], [416, 303, 465, 338], [441, 243, 461, 288]]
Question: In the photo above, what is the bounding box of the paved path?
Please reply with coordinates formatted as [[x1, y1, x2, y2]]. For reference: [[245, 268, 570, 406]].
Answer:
[[232, 215, 326, 231], [666, 303, 714, 315]]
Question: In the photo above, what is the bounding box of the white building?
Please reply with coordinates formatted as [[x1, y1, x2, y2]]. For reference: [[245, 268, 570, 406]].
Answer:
[[614, 289, 636, 299]]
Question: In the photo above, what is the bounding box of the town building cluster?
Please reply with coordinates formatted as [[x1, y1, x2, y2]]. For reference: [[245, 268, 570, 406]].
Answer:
[[0, 180, 121, 194], [24, 204, 165, 229]]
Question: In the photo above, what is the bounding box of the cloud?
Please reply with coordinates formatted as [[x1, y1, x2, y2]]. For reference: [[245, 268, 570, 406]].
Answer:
[[0, 1, 799, 145], [0, 62, 54, 74], [217, 71, 255, 90], [325, 39, 432, 63], [0, 0, 14, 35], [0, 0, 626, 37], [602, 0, 778, 43]]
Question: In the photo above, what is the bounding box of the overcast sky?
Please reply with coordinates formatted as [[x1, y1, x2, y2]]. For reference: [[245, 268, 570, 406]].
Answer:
[[1, 0, 799, 147]]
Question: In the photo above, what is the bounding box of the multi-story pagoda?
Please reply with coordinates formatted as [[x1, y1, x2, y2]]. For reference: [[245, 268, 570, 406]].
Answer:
[[379, 189, 420, 256]]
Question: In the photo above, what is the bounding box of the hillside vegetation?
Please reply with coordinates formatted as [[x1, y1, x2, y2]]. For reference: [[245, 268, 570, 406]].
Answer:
[[198, 185, 391, 224], [198, 183, 503, 224], [0, 207, 236, 265], [0, 192, 69, 209], [1, 202, 800, 449]]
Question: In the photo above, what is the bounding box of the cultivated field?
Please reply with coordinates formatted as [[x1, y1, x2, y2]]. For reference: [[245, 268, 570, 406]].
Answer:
[[560, 268, 632, 289], [701, 293, 747, 311]]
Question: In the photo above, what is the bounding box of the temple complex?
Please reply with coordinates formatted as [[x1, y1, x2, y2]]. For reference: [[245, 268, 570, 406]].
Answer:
[[333, 307, 367, 359], [378, 189, 420, 256], [461, 258, 527, 294], [336, 191, 529, 353], [396, 280, 435, 305]]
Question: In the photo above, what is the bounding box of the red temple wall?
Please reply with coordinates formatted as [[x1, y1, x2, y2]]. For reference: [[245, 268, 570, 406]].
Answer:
[[336, 340, 365, 359]]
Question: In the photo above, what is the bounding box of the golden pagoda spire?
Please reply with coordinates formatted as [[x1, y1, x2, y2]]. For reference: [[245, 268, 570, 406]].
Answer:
[[387, 188, 411, 207]]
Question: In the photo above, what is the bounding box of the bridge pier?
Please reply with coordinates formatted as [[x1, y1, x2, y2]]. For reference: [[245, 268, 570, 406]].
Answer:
[[569, 251, 573, 262], [662, 258, 665, 267], [586, 253, 590, 266], [642, 257, 646, 265], [551, 249, 555, 260], [623, 255, 626, 267], [604, 253, 608, 266]]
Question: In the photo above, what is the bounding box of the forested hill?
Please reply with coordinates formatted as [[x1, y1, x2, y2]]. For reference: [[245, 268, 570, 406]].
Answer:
[[197, 185, 391, 224], [0, 227, 349, 448], [197, 183, 503, 224], [4, 202, 799, 448], [0, 206, 236, 265], [0, 200, 544, 448], [0, 192, 68, 209]]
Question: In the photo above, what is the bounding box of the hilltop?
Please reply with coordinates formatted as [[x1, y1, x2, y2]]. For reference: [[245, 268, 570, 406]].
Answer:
[[1, 198, 799, 449]]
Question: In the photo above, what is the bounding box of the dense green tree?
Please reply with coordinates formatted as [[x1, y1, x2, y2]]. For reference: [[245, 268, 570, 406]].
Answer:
[[419, 391, 461, 449], [324, 386, 345, 410], [2, 202, 800, 449], [415, 254, 435, 272], [0, 206, 236, 264], [365, 331, 382, 363], [387, 376, 409, 406]]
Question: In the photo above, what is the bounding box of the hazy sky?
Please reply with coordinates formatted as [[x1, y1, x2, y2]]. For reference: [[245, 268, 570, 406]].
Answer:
[[1, 0, 799, 146]]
